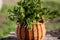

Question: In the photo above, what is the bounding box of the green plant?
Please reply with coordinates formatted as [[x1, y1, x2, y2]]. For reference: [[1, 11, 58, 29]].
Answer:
[[8, 0, 60, 29]]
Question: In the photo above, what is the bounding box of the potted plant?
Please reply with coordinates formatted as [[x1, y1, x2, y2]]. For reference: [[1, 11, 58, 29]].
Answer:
[[8, 0, 60, 40]]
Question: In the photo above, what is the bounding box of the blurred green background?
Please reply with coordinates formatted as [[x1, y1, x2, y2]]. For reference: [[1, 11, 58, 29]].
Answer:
[[0, 0, 60, 38]]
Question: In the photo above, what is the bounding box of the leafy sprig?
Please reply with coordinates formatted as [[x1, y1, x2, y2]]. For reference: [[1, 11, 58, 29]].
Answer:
[[8, 0, 60, 29]]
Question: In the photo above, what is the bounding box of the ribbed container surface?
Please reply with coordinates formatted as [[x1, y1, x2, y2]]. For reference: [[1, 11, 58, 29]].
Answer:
[[16, 22, 46, 40]]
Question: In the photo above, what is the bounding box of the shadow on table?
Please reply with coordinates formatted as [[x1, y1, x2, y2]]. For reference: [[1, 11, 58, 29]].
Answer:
[[0, 37, 17, 40]]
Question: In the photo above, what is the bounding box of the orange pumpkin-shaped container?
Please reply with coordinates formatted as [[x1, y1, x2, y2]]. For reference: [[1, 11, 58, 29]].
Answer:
[[16, 22, 46, 40]]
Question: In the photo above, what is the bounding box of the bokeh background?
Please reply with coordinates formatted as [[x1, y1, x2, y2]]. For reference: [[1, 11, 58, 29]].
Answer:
[[0, 0, 60, 38]]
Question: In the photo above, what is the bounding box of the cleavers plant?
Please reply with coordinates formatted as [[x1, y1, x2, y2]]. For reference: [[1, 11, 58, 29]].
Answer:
[[8, 0, 60, 29]]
